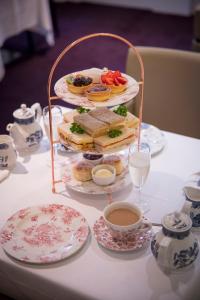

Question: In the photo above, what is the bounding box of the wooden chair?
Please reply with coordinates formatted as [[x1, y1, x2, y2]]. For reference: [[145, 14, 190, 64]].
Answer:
[[125, 47, 200, 138]]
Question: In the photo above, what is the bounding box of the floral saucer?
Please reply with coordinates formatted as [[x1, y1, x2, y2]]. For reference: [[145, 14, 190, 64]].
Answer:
[[0, 204, 89, 264], [93, 216, 153, 252]]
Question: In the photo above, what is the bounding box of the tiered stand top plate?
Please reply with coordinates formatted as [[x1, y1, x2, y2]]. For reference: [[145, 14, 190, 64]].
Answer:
[[54, 68, 139, 108]]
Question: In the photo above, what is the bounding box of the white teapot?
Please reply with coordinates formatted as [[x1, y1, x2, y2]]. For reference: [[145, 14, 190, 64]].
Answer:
[[151, 211, 199, 271], [6, 103, 43, 151], [0, 135, 17, 169]]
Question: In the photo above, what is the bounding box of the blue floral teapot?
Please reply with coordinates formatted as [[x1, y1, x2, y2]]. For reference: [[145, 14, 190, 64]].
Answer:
[[6, 103, 43, 151], [151, 211, 199, 271]]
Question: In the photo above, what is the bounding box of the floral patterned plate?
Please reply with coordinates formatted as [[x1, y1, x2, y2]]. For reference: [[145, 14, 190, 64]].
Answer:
[[93, 216, 153, 252], [54, 68, 139, 108], [61, 154, 132, 194], [0, 204, 89, 264]]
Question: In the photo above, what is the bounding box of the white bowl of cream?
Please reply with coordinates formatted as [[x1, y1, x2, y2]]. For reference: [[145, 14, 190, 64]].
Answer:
[[92, 164, 116, 186]]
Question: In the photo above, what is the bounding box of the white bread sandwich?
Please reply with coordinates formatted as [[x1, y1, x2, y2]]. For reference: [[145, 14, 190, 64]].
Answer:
[[58, 123, 94, 151], [94, 127, 136, 152], [89, 107, 125, 128], [74, 113, 109, 137], [125, 112, 139, 128]]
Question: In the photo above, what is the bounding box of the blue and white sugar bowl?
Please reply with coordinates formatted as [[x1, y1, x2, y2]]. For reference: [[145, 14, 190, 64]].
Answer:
[[6, 103, 43, 152], [151, 211, 199, 271]]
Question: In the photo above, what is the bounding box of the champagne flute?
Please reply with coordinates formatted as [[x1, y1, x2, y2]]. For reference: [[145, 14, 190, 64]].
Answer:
[[43, 105, 63, 166], [128, 142, 151, 213]]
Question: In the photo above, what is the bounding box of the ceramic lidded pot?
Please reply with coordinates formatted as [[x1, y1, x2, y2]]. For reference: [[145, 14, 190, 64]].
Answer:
[[183, 186, 200, 230], [0, 135, 17, 169], [6, 103, 43, 151], [151, 211, 199, 271]]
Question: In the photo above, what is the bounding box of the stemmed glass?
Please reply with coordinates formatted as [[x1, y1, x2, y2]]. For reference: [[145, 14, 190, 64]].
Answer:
[[43, 105, 63, 167], [128, 142, 151, 213]]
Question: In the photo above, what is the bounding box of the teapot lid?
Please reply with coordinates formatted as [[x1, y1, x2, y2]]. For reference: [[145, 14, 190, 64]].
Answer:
[[162, 211, 192, 233], [13, 104, 34, 120]]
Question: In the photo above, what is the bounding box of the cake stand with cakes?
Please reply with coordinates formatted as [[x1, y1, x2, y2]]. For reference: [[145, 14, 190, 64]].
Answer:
[[47, 33, 144, 193]]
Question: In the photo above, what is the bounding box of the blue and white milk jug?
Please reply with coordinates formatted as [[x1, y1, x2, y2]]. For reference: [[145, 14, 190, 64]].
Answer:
[[0, 135, 17, 169]]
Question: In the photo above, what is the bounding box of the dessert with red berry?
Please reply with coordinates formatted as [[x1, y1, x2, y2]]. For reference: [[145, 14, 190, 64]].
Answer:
[[101, 70, 127, 94]]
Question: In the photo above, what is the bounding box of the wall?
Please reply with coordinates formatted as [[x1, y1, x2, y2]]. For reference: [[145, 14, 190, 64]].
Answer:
[[55, 0, 199, 16]]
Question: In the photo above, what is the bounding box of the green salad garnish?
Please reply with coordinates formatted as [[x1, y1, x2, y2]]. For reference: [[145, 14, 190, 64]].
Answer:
[[108, 129, 122, 138], [76, 106, 91, 114], [70, 122, 85, 134], [66, 75, 74, 85], [113, 104, 128, 117]]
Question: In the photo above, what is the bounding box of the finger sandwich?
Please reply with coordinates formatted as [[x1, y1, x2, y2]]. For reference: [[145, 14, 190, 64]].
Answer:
[[94, 127, 135, 152], [89, 107, 125, 128], [58, 123, 94, 151], [74, 113, 109, 137], [125, 112, 139, 128]]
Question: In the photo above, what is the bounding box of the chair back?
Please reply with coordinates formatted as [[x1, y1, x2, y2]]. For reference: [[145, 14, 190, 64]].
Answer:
[[126, 47, 200, 138]]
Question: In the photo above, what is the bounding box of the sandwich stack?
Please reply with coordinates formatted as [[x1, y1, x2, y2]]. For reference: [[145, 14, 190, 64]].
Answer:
[[58, 106, 139, 153]]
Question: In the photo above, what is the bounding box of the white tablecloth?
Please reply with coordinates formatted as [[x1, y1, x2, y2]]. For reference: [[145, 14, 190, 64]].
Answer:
[[0, 131, 200, 300], [0, 0, 54, 80]]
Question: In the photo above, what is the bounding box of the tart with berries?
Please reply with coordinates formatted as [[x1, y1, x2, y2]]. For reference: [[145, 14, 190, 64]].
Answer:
[[101, 70, 127, 94], [66, 74, 93, 94], [86, 84, 111, 102]]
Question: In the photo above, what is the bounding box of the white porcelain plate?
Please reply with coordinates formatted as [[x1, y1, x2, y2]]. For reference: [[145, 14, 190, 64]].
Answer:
[[62, 154, 131, 194], [54, 68, 139, 108], [93, 216, 153, 252], [0, 204, 89, 264], [140, 123, 166, 156]]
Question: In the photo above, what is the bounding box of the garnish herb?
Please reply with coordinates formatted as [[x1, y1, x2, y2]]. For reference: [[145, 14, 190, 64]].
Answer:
[[70, 122, 85, 134], [113, 104, 128, 116], [108, 129, 122, 138], [77, 106, 91, 114]]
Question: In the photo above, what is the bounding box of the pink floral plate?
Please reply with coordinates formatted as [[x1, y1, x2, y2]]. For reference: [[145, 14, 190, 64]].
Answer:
[[93, 216, 153, 252], [0, 204, 89, 264]]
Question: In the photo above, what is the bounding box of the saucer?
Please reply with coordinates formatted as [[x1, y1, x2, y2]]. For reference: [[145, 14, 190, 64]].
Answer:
[[93, 216, 153, 252]]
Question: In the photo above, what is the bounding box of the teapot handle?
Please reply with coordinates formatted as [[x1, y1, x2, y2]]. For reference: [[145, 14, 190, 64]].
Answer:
[[157, 236, 172, 268], [31, 103, 42, 122], [6, 123, 14, 132]]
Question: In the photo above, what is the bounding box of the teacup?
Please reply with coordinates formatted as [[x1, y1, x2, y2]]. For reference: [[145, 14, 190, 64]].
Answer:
[[103, 202, 150, 240]]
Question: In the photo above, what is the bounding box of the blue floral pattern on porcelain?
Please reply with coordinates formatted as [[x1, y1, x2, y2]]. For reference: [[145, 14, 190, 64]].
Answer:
[[173, 241, 199, 269]]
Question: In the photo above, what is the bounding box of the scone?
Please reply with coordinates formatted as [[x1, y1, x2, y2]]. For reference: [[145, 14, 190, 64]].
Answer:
[[72, 161, 93, 181], [102, 155, 124, 175]]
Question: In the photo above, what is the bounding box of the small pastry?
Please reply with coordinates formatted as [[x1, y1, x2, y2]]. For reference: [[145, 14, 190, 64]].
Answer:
[[86, 84, 111, 102], [66, 74, 93, 94], [102, 155, 124, 175], [101, 70, 127, 94], [72, 161, 93, 181]]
